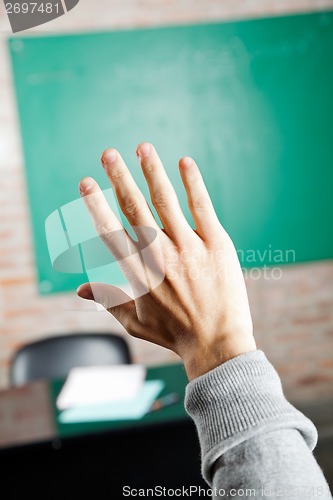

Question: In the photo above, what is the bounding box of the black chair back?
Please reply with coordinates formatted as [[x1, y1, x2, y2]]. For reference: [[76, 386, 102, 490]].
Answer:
[[11, 333, 131, 386]]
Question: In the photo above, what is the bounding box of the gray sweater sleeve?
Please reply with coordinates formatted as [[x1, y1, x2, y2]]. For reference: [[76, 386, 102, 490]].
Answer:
[[185, 350, 332, 499]]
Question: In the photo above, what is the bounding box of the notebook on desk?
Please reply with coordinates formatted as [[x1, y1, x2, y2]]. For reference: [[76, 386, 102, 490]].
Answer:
[[56, 364, 164, 423], [59, 379, 165, 423]]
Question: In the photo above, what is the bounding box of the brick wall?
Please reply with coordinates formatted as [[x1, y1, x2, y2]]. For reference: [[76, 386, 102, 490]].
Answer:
[[0, 0, 332, 402]]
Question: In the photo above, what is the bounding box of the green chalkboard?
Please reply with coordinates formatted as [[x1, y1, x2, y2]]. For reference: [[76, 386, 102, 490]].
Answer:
[[9, 10, 333, 294]]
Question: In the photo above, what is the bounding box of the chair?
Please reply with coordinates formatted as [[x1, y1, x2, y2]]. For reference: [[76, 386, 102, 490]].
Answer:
[[10, 333, 132, 386]]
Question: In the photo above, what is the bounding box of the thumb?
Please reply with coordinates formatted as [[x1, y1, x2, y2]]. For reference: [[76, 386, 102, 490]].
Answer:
[[77, 282, 137, 329], [77, 282, 132, 307]]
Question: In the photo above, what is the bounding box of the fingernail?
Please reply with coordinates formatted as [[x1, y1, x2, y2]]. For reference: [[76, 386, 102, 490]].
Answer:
[[79, 178, 92, 196], [101, 149, 117, 167], [136, 143, 151, 159], [79, 183, 88, 196], [77, 286, 94, 300]]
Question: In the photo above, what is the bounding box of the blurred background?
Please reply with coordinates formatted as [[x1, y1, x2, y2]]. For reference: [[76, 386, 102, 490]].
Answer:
[[0, 0, 333, 493], [1, 0, 333, 400]]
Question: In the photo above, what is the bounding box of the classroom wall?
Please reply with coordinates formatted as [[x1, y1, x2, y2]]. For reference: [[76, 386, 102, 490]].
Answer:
[[0, 0, 333, 402]]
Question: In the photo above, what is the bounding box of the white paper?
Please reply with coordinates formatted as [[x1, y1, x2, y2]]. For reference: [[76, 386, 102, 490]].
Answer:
[[58, 380, 165, 423], [56, 364, 146, 410]]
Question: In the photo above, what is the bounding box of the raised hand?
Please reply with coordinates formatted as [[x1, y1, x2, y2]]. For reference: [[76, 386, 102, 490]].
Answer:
[[77, 143, 256, 380]]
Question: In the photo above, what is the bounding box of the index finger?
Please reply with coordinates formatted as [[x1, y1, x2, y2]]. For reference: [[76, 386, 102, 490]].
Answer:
[[78, 176, 150, 297]]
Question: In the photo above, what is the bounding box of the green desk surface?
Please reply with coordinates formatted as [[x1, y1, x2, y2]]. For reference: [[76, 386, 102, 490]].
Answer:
[[50, 362, 190, 440], [9, 10, 333, 294]]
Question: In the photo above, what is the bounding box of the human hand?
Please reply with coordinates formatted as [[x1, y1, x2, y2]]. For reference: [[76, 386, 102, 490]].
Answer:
[[77, 143, 256, 380]]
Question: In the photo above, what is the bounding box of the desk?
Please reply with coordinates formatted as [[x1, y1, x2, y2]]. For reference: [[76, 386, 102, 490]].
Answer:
[[0, 363, 208, 497]]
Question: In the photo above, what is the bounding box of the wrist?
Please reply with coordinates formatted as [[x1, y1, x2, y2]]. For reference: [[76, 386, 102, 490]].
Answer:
[[182, 336, 257, 381]]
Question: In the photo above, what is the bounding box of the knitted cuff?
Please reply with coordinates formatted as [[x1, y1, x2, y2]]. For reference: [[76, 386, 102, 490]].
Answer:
[[185, 350, 318, 483]]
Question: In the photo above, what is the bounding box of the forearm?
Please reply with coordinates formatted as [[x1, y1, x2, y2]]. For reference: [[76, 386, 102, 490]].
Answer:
[[185, 350, 332, 499]]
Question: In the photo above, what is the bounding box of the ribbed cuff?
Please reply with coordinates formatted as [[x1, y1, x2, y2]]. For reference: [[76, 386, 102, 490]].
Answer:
[[185, 350, 318, 483]]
